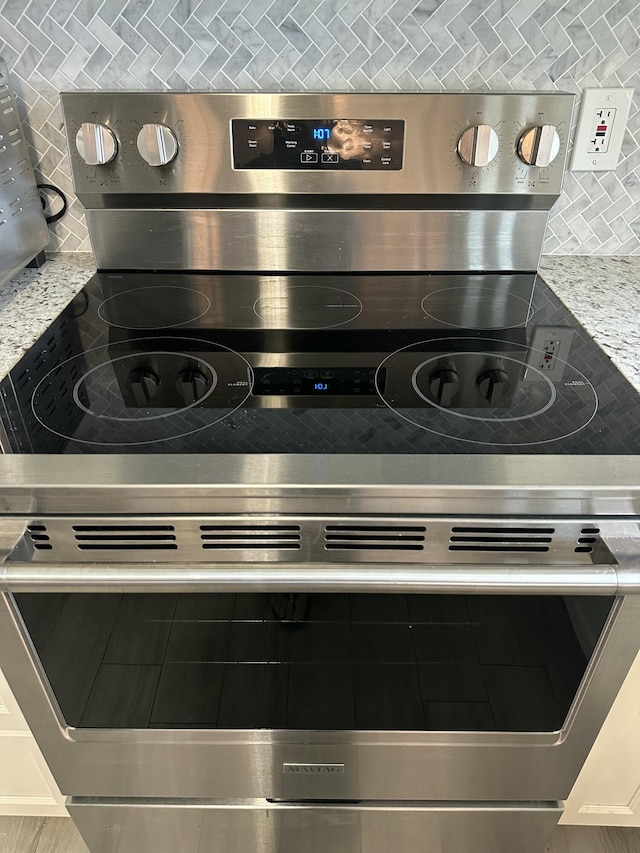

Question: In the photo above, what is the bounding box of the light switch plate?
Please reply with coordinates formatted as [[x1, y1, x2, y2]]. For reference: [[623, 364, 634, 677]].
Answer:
[[570, 88, 634, 171]]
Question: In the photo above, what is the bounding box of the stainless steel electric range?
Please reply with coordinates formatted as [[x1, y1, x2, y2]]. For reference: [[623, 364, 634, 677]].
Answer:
[[0, 92, 639, 853]]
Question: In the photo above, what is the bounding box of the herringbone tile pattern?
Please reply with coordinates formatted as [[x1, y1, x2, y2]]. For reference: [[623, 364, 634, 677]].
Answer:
[[0, 0, 638, 254]]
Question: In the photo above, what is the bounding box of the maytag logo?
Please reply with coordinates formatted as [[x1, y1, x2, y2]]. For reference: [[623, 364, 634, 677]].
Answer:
[[283, 763, 345, 775]]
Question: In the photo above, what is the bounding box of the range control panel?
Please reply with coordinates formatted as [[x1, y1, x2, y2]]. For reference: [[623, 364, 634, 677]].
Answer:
[[232, 119, 404, 170], [61, 91, 575, 198]]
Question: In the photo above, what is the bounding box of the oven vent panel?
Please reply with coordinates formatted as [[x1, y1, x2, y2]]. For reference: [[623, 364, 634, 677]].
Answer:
[[449, 526, 554, 553], [575, 527, 601, 554], [200, 524, 301, 550], [13, 518, 608, 564], [325, 524, 426, 552], [72, 525, 178, 551], [27, 524, 52, 551]]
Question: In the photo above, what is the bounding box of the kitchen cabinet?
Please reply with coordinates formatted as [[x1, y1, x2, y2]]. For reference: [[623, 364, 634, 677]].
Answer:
[[0, 667, 65, 816], [562, 649, 640, 826]]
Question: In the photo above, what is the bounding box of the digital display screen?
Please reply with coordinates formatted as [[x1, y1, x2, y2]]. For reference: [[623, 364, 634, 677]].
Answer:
[[232, 119, 404, 170], [253, 367, 385, 396]]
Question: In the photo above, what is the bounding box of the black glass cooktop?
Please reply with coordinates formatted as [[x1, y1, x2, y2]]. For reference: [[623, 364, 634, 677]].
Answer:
[[1, 272, 639, 455]]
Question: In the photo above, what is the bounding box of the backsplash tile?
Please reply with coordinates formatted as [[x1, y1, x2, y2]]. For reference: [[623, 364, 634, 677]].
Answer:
[[0, 0, 637, 254]]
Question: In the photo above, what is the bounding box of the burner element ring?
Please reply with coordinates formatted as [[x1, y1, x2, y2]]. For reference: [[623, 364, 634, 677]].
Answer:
[[72, 353, 219, 422], [412, 354, 558, 423], [253, 285, 363, 329], [98, 285, 211, 330]]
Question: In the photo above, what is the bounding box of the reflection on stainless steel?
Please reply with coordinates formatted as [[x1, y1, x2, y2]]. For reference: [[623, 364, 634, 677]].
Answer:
[[2, 91, 638, 853], [86, 208, 549, 272], [0, 563, 624, 595], [328, 120, 370, 160], [0, 454, 639, 516], [68, 799, 562, 853]]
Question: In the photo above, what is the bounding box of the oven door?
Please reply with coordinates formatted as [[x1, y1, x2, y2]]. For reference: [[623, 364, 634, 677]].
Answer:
[[1, 548, 639, 804]]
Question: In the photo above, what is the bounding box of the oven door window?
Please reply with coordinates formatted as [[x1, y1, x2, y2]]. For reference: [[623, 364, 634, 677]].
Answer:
[[14, 593, 613, 732]]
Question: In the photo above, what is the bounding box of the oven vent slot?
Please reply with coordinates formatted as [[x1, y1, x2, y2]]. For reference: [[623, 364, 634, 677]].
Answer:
[[72, 524, 177, 551], [325, 525, 426, 551], [27, 524, 52, 551], [449, 526, 554, 553], [200, 525, 301, 550], [575, 527, 601, 554]]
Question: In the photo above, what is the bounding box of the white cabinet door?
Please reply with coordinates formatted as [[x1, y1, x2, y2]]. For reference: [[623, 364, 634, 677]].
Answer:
[[562, 649, 640, 827], [0, 667, 66, 816]]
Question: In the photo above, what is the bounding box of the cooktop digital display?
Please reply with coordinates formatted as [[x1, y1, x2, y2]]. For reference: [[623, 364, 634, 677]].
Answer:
[[232, 119, 404, 170], [1, 272, 639, 455]]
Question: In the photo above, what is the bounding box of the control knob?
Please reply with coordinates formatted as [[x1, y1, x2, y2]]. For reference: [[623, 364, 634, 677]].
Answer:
[[428, 369, 460, 406], [75, 123, 117, 166], [129, 369, 159, 406], [178, 369, 208, 404], [476, 369, 511, 405], [517, 125, 560, 167], [137, 123, 179, 166], [457, 125, 499, 166]]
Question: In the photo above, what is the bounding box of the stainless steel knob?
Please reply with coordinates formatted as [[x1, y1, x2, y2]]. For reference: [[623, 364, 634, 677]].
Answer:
[[129, 369, 159, 407], [178, 369, 208, 404], [477, 369, 511, 404], [457, 125, 499, 166], [517, 125, 560, 167], [75, 123, 117, 166], [428, 369, 461, 406], [136, 123, 179, 166]]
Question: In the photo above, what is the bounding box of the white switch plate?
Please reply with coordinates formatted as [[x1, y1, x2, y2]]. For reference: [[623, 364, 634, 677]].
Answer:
[[570, 88, 634, 171]]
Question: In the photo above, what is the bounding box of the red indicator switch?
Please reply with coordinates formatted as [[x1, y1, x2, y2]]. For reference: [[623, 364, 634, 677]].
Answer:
[[597, 125, 607, 131]]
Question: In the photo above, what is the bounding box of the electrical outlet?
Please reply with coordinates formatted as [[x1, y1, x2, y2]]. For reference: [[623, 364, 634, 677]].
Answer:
[[526, 327, 574, 381], [587, 107, 616, 153], [570, 88, 633, 171]]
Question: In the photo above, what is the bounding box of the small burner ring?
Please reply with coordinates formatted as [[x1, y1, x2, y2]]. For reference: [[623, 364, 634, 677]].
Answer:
[[421, 286, 532, 329], [253, 285, 362, 329]]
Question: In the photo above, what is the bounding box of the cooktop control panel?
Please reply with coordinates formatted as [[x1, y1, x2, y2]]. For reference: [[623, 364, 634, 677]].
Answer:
[[232, 119, 405, 170]]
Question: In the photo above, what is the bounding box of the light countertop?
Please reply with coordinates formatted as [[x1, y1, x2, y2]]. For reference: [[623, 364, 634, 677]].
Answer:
[[0, 253, 638, 392], [0, 253, 95, 381], [538, 255, 640, 393]]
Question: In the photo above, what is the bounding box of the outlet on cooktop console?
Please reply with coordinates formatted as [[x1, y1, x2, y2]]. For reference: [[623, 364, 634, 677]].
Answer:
[[232, 119, 405, 170]]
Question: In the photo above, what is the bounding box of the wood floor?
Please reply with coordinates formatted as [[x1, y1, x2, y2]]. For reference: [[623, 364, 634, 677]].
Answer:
[[1, 818, 640, 853]]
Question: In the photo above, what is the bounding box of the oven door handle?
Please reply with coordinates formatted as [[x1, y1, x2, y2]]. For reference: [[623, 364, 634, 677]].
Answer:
[[2, 562, 638, 595]]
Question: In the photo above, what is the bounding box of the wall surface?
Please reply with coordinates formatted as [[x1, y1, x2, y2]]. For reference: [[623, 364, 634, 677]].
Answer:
[[0, 0, 638, 255]]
